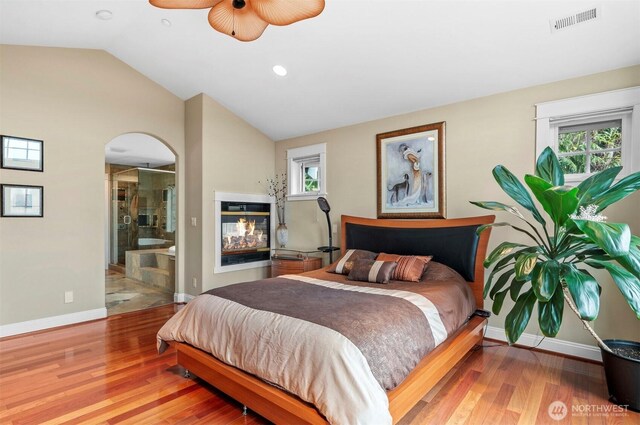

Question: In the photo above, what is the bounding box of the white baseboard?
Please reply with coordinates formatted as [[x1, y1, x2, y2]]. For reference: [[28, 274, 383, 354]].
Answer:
[[174, 293, 196, 303], [485, 325, 603, 362], [0, 308, 107, 338]]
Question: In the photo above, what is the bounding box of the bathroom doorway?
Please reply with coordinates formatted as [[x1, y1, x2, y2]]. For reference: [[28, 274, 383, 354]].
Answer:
[[105, 134, 176, 315]]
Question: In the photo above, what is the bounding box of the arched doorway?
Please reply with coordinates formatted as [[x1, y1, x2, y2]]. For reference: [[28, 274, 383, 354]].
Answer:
[[104, 133, 177, 315]]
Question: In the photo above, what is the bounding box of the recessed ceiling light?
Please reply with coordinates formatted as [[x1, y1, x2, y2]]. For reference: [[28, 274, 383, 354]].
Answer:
[[95, 10, 113, 21], [161, 18, 172, 27], [272, 65, 287, 77]]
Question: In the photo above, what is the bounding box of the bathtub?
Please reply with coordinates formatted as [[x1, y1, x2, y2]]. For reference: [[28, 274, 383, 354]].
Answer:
[[138, 238, 173, 247]]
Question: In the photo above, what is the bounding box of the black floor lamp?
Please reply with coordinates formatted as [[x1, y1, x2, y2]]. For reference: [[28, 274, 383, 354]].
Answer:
[[316, 197, 338, 263]]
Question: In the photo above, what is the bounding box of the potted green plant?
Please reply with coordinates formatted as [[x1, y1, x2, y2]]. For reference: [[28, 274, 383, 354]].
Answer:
[[471, 147, 640, 410]]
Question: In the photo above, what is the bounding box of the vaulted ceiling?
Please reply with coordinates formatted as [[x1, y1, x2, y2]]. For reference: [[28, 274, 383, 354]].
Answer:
[[1, 0, 639, 141]]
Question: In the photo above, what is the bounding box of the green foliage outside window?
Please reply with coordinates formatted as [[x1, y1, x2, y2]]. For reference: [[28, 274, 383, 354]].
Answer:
[[558, 124, 622, 175], [304, 166, 319, 192]]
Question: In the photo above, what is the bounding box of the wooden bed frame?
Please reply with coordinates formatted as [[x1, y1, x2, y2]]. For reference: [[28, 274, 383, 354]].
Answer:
[[174, 214, 495, 424]]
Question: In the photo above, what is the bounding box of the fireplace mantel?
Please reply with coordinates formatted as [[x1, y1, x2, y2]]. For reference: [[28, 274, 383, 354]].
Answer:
[[214, 191, 275, 274]]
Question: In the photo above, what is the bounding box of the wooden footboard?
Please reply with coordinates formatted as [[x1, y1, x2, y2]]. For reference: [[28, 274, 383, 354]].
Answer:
[[176, 342, 328, 424], [175, 315, 487, 424]]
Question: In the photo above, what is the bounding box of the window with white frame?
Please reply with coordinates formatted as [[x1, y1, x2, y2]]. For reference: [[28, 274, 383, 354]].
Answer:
[[536, 87, 639, 183], [287, 143, 326, 200]]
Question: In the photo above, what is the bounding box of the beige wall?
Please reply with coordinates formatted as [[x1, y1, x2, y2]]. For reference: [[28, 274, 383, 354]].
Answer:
[[185, 94, 275, 293], [0, 45, 185, 325], [184, 96, 205, 295], [276, 65, 640, 346]]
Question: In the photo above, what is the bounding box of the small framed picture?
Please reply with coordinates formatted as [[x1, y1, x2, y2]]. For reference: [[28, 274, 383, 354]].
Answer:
[[1, 135, 44, 172], [1, 184, 44, 217]]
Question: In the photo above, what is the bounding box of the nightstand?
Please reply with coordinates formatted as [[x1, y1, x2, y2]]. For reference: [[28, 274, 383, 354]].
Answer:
[[271, 248, 323, 278]]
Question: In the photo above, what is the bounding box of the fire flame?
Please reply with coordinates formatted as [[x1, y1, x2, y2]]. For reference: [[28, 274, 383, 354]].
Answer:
[[235, 218, 256, 236], [222, 217, 267, 252]]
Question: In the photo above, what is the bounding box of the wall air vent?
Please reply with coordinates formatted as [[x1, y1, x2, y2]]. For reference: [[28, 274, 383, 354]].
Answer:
[[550, 7, 599, 33]]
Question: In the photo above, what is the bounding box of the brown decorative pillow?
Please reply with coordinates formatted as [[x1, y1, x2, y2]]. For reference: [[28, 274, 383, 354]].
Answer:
[[376, 253, 433, 282], [327, 249, 378, 275], [347, 259, 397, 284]]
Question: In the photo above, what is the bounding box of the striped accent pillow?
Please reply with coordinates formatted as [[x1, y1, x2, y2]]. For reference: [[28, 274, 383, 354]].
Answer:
[[327, 249, 377, 275], [347, 259, 397, 284], [376, 253, 433, 282]]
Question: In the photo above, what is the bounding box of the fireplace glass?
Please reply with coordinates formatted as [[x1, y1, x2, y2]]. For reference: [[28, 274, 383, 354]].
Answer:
[[220, 201, 271, 266]]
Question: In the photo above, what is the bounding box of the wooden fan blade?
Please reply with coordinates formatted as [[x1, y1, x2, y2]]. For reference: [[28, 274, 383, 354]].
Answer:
[[149, 0, 222, 9], [251, 0, 324, 26], [208, 0, 269, 41]]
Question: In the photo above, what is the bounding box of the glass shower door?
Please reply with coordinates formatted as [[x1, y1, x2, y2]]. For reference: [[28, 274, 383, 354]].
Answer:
[[111, 177, 139, 266]]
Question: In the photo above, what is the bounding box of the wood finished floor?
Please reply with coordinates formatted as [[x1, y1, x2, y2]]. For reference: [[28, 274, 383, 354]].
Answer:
[[0, 305, 637, 425]]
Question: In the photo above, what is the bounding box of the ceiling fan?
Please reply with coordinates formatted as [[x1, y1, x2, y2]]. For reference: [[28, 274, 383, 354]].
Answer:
[[149, 0, 325, 42]]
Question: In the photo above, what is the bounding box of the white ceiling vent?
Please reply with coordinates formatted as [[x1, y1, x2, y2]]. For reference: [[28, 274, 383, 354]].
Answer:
[[551, 6, 600, 33]]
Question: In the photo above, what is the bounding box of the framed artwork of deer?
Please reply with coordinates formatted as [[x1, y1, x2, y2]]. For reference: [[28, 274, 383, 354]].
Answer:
[[376, 122, 446, 219]]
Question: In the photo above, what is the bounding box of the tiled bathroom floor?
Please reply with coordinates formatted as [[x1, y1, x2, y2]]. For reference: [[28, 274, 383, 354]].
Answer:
[[106, 270, 174, 315]]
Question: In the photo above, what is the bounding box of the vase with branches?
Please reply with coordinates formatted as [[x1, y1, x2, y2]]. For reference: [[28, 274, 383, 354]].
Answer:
[[263, 174, 288, 247]]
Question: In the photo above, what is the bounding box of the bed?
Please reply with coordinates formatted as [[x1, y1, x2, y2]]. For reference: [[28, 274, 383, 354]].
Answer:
[[158, 214, 495, 424]]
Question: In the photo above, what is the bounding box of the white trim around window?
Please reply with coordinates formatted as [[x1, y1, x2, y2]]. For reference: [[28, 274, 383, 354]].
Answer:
[[535, 86, 640, 183], [286, 143, 327, 201]]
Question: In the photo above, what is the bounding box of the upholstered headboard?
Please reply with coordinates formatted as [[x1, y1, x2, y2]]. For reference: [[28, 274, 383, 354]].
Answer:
[[340, 215, 495, 307]]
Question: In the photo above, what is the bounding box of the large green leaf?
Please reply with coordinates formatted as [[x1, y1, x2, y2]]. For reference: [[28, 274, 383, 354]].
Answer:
[[490, 269, 516, 298], [510, 275, 527, 301], [576, 166, 621, 206], [469, 201, 525, 218], [542, 186, 579, 227], [493, 165, 547, 226], [514, 252, 538, 281], [556, 244, 603, 261], [535, 147, 564, 186], [591, 171, 640, 212], [617, 242, 640, 279], [588, 260, 640, 319], [524, 174, 553, 217], [562, 264, 600, 321], [574, 220, 631, 257], [476, 222, 517, 236], [532, 260, 560, 302], [505, 289, 537, 344], [492, 288, 510, 315], [483, 241, 528, 268], [484, 247, 538, 298], [484, 261, 514, 298], [538, 285, 564, 337], [493, 246, 539, 272], [563, 219, 580, 236], [553, 232, 587, 254]]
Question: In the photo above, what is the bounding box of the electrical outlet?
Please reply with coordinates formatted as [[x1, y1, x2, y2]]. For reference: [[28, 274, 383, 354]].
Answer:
[[191, 217, 197, 227], [332, 223, 337, 234], [64, 291, 74, 304], [192, 277, 197, 288]]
